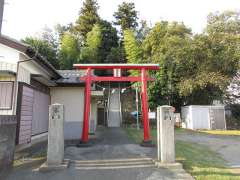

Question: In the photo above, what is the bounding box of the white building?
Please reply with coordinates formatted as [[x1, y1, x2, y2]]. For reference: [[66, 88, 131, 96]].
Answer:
[[181, 105, 226, 130], [0, 35, 103, 147]]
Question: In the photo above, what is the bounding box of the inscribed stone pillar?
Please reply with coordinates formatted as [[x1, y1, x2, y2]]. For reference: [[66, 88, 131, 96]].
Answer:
[[47, 104, 64, 165], [157, 105, 175, 163]]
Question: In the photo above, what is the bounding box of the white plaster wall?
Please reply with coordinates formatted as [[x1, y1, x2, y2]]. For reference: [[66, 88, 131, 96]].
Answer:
[[50, 87, 99, 139], [18, 54, 52, 84], [50, 87, 85, 122], [0, 44, 19, 64], [50, 87, 85, 139], [0, 44, 53, 83]]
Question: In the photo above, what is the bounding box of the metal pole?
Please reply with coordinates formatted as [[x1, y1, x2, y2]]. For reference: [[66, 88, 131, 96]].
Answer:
[[0, 0, 4, 34], [81, 68, 91, 143], [135, 87, 139, 130], [119, 83, 122, 125], [141, 68, 150, 143]]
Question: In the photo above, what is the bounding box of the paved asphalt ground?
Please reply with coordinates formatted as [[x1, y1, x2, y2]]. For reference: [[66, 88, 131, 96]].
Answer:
[[5, 127, 192, 180]]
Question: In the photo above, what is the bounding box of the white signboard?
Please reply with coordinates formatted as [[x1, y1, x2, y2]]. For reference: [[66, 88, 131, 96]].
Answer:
[[149, 112, 156, 119]]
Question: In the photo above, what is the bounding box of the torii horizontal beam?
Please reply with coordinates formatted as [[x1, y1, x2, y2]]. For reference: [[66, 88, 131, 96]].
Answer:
[[73, 63, 159, 70], [80, 76, 155, 82]]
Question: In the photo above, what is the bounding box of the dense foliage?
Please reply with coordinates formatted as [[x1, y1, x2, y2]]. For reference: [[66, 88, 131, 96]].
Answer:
[[74, 0, 100, 41], [22, 0, 240, 109], [113, 2, 138, 32], [23, 36, 59, 69]]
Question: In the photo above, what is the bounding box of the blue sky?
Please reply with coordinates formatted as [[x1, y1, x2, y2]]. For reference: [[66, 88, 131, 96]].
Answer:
[[2, 0, 240, 40]]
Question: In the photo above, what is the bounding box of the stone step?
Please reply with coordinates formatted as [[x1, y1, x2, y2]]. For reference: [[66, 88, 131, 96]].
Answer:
[[71, 158, 156, 170], [75, 164, 155, 170], [74, 161, 154, 166], [72, 157, 153, 164], [74, 164, 156, 170], [175, 173, 194, 179]]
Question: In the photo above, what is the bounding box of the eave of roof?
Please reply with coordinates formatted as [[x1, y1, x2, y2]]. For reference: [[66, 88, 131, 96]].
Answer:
[[55, 70, 86, 86], [0, 35, 61, 79]]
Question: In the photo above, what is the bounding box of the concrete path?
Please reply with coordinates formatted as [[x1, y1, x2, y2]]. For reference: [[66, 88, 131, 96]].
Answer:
[[108, 89, 121, 127], [6, 128, 193, 180], [176, 130, 240, 168]]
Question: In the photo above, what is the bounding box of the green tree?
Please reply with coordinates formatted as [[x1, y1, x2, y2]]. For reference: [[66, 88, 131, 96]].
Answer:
[[106, 47, 122, 63], [123, 29, 142, 64], [206, 11, 240, 34], [80, 24, 102, 63], [144, 12, 240, 109], [113, 2, 138, 32], [179, 34, 231, 104], [136, 20, 150, 42], [142, 21, 193, 108], [23, 37, 59, 69], [74, 0, 100, 41], [99, 20, 119, 63], [181, 11, 240, 104], [80, 20, 119, 64], [59, 33, 80, 69]]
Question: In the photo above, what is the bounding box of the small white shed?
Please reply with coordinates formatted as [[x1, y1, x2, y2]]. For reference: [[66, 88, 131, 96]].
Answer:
[[181, 105, 226, 130]]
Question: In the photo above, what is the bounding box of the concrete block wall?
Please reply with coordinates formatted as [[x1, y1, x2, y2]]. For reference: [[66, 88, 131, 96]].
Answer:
[[0, 115, 17, 179]]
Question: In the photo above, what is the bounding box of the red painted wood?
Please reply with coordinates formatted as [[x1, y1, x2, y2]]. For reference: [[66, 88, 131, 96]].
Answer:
[[80, 76, 155, 82], [75, 64, 157, 143], [141, 69, 150, 142], [74, 64, 159, 70], [81, 68, 92, 143]]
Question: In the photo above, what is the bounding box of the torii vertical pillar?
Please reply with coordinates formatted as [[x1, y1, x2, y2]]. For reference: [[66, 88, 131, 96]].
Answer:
[[140, 68, 152, 146], [79, 68, 91, 145]]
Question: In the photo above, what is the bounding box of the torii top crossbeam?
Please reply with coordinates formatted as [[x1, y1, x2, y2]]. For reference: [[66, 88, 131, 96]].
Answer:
[[73, 63, 159, 70]]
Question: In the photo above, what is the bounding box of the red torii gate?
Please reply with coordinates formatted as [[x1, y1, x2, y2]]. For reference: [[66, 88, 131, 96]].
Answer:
[[73, 64, 160, 146]]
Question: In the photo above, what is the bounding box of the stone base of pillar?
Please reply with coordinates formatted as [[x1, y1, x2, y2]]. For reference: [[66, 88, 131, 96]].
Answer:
[[154, 161, 194, 180], [77, 141, 93, 147], [140, 140, 155, 147], [154, 161, 183, 169], [39, 159, 70, 172]]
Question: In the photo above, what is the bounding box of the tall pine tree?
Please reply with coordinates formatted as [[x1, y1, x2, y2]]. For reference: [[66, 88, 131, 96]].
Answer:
[[74, 0, 100, 41], [113, 2, 138, 32]]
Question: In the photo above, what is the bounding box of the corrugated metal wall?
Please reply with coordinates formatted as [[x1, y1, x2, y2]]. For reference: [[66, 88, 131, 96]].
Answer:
[[18, 86, 34, 144], [32, 90, 50, 135], [192, 106, 210, 129], [209, 107, 226, 130], [181, 106, 226, 130], [17, 84, 50, 144]]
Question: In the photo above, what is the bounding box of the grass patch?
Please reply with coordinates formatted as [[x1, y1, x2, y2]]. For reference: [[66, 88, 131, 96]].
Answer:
[[200, 130, 240, 136], [125, 127, 240, 180]]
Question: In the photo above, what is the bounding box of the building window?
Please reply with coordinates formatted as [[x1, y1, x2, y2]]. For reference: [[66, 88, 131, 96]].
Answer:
[[0, 82, 14, 109]]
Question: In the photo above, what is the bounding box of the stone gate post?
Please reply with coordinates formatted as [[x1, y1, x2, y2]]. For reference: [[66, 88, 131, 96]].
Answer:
[[157, 105, 175, 163], [40, 104, 68, 171]]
